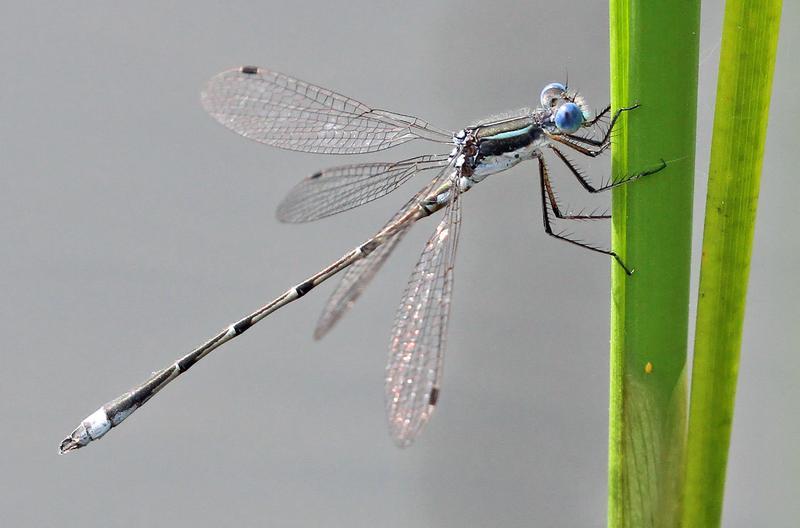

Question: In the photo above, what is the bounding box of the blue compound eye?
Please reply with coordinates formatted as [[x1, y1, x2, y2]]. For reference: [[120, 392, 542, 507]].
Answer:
[[554, 102, 584, 133], [539, 82, 566, 107]]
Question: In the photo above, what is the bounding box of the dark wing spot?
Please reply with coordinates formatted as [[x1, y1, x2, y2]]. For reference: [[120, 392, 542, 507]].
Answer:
[[309, 171, 323, 180], [429, 387, 440, 406], [241, 66, 258, 75]]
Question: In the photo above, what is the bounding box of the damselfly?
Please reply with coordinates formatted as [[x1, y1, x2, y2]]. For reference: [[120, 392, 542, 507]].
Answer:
[[60, 66, 664, 453]]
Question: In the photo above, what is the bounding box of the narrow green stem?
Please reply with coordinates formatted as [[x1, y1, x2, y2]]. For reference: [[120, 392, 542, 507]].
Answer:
[[682, 2, 782, 527], [608, 1, 700, 526]]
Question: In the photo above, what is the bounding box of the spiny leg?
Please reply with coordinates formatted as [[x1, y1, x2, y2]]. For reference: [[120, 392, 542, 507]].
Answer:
[[536, 154, 632, 274], [540, 155, 610, 220], [586, 104, 611, 127], [549, 145, 667, 193], [561, 104, 641, 151], [549, 134, 608, 157]]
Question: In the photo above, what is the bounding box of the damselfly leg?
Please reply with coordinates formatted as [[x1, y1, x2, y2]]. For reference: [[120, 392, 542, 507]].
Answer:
[[550, 146, 667, 194], [564, 104, 641, 150], [537, 153, 635, 275], [536, 104, 667, 274]]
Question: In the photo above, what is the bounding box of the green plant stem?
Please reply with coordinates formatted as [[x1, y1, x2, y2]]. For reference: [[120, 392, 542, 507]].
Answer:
[[608, 1, 700, 526], [682, 2, 782, 527]]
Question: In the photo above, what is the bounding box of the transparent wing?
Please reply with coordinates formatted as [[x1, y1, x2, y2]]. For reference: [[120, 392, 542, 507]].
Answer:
[[201, 66, 453, 155], [385, 172, 463, 447], [314, 158, 458, 339], [277, 154, 449, 223], [313, 230, 407, 340]]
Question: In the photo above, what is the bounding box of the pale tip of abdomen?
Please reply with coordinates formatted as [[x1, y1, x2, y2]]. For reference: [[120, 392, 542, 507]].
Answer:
[[58, 434, 84, 454], [58, 407, 111, 454]]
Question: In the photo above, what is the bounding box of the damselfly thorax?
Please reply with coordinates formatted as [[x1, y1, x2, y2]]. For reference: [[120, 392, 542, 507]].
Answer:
[[60, 67, 665, 454], [463, 114, 547, 183], [425, 113, 549, 205]]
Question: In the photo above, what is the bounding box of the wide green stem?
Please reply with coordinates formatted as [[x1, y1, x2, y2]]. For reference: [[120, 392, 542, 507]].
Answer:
[[682, 2, 782, 527], [608, 1, 700, 526]]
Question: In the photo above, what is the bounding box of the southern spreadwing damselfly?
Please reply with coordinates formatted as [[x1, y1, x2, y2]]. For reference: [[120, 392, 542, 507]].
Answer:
[[60, 66, 664, 453]]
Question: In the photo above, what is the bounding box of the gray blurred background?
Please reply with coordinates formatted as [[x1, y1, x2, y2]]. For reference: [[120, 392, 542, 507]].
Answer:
[[1, 1, 796, 526]]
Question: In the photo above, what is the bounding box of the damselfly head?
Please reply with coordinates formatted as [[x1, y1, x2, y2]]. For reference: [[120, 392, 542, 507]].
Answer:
[[539, 82, 567, 108], [540, 82, 592, 134], [554, 102, 585, 133]]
